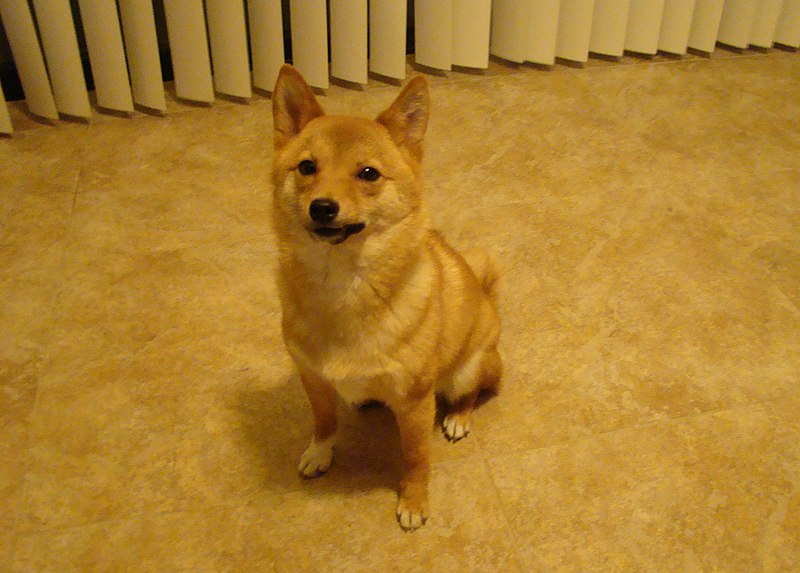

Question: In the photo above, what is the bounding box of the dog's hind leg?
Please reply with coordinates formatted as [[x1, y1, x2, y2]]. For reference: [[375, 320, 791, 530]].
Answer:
[[442, 346, 501, 442], [478, 345, 502, 394], [298, 373, 338, 478], [442, 389, 479, 442]]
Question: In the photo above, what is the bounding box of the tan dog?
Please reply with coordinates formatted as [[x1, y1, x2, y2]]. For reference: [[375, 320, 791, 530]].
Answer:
[[271, 65, 501, 530]]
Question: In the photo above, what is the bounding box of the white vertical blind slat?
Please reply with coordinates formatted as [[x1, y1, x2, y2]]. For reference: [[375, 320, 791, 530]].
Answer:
[[369, 0, 406, 78], [0, 83, 12, 134], [5, 0, 799, 126], [556, 0, 596, 62], [452, 0, 491, 68], [330, 0, 368, 83], [118, 0, 166, 111], [750, 0, 785, 47], [163, 0, 215, 103], [289, 0, 329, 88], [249, 0, 286, 92], [369, 0, 407, 79], [0, 0, 59, 119], [77, 0, 134, 112], [30, 0, 91, 118], [590, 0, 632, 57], [775, 0, 800, 47], [717, 0, 760, 48], [490, 0, 527, 63], [659, 0, 697, 54], [687, 0, 726, 52], [625, 0, 667, 54], [414, 0, 453, 70], [206, 0, 251, 98], [526, 0, 561, 64]]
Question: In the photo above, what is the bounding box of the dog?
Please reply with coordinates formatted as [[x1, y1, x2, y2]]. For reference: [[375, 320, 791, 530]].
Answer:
[[270, 65, 501, 530]]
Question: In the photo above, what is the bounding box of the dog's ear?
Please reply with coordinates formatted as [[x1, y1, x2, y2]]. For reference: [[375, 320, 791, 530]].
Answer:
[[272, 65, 325, 150], [376, 76, 429, 162]]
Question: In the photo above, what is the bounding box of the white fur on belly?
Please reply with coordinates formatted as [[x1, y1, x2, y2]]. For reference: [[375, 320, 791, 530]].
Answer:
[[438, 350, 482, 402]]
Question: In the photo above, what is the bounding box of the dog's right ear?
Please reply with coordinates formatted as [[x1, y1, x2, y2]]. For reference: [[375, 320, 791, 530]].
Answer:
[[272, 65, 325, 150]]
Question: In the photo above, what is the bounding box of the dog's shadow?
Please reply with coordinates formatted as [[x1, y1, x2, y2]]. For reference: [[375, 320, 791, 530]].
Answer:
[[235, 373, 498, 500], [235, 375, 403, 497]]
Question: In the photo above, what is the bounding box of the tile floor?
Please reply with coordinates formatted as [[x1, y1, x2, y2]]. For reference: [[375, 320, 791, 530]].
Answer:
[[2, 50, 799, 571]]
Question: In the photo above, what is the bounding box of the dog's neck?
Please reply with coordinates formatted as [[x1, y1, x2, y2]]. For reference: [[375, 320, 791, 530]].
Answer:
[[279, 208, 430, 305]]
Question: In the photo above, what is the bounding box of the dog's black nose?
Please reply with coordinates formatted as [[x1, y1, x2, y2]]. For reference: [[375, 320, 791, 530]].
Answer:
[[309, 198, 339, 224]]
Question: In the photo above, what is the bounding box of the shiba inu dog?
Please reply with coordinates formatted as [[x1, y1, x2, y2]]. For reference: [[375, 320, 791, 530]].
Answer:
[[271, 65, 501, 530]]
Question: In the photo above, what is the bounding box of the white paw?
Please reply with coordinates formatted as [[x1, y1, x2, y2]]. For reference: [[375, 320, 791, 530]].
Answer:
[[396, 498, 429, 531], [443, 414, 471, 442], [298, 436, 335, 478]]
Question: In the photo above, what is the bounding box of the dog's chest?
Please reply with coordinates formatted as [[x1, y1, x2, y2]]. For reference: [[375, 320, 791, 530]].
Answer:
[[279, 244, 438, 401], [285, 318, 409, 404], [281, 276, 422, 402]]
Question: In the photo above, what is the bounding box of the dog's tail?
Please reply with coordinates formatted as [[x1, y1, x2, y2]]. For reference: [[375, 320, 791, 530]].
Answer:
[[464, 248, 500, 304]]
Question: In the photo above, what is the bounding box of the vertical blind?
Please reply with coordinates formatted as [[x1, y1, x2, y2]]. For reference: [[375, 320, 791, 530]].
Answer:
[[0, 0, 798, 133]]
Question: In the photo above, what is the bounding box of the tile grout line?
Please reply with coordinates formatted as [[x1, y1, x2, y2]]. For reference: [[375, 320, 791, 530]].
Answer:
[[7, 112, 95, 544], [8, 358, 50, 568], [8, 217, 81, 563], [11, 389, 792, 554], [556, 51, 797, 161], [472, 407, 534, 571], [482, 388, 800, 464], [478, 454, 539, 572], [69, 125, 91, 213], [469, 389, 800, 568]]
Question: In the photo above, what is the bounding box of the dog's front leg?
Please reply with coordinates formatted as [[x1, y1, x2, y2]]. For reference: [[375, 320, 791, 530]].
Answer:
[[298, 373, 337, 478], [392, 390, 434, 530]]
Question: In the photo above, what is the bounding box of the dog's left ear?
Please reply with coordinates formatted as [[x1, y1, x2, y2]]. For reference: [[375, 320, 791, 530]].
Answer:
[[376, 76, 429, 162], [272, 65, 325, 150]]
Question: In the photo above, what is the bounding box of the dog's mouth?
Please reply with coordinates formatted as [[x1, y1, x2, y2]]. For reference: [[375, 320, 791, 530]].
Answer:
[[311, 222, 366, 244]]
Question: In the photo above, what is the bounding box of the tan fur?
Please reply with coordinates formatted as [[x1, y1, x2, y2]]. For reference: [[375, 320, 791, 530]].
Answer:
[[271, 65, 501, 530]]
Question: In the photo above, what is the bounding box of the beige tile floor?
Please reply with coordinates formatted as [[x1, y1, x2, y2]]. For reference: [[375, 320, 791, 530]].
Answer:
[[2, 50, 799, 571]]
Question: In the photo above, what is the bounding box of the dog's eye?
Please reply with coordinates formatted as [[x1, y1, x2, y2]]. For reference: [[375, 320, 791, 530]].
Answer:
[[357, 167, 381, 182], [297, 160, 317, 176]]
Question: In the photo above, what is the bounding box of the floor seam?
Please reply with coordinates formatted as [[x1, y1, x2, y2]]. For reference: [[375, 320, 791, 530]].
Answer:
[[479, 455, 538, 572], [481, 390, 800, 462], [473, 406, 534, 570]]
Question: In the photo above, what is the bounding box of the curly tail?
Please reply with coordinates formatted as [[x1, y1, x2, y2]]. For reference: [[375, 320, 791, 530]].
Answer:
[[463, 248, 500, 304]]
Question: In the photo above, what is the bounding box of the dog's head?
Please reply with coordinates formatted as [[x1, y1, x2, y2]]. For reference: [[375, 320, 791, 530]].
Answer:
[[271, 65, 429, 246]]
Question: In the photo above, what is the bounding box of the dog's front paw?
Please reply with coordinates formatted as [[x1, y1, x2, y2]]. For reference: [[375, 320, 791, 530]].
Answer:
[[298, 437, 335, 478], [443, 413, 471, 442], [396, 495, 429, 531]]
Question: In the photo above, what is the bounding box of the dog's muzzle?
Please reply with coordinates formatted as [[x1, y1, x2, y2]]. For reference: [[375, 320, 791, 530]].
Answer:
[[312, 222, 366, 244]]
